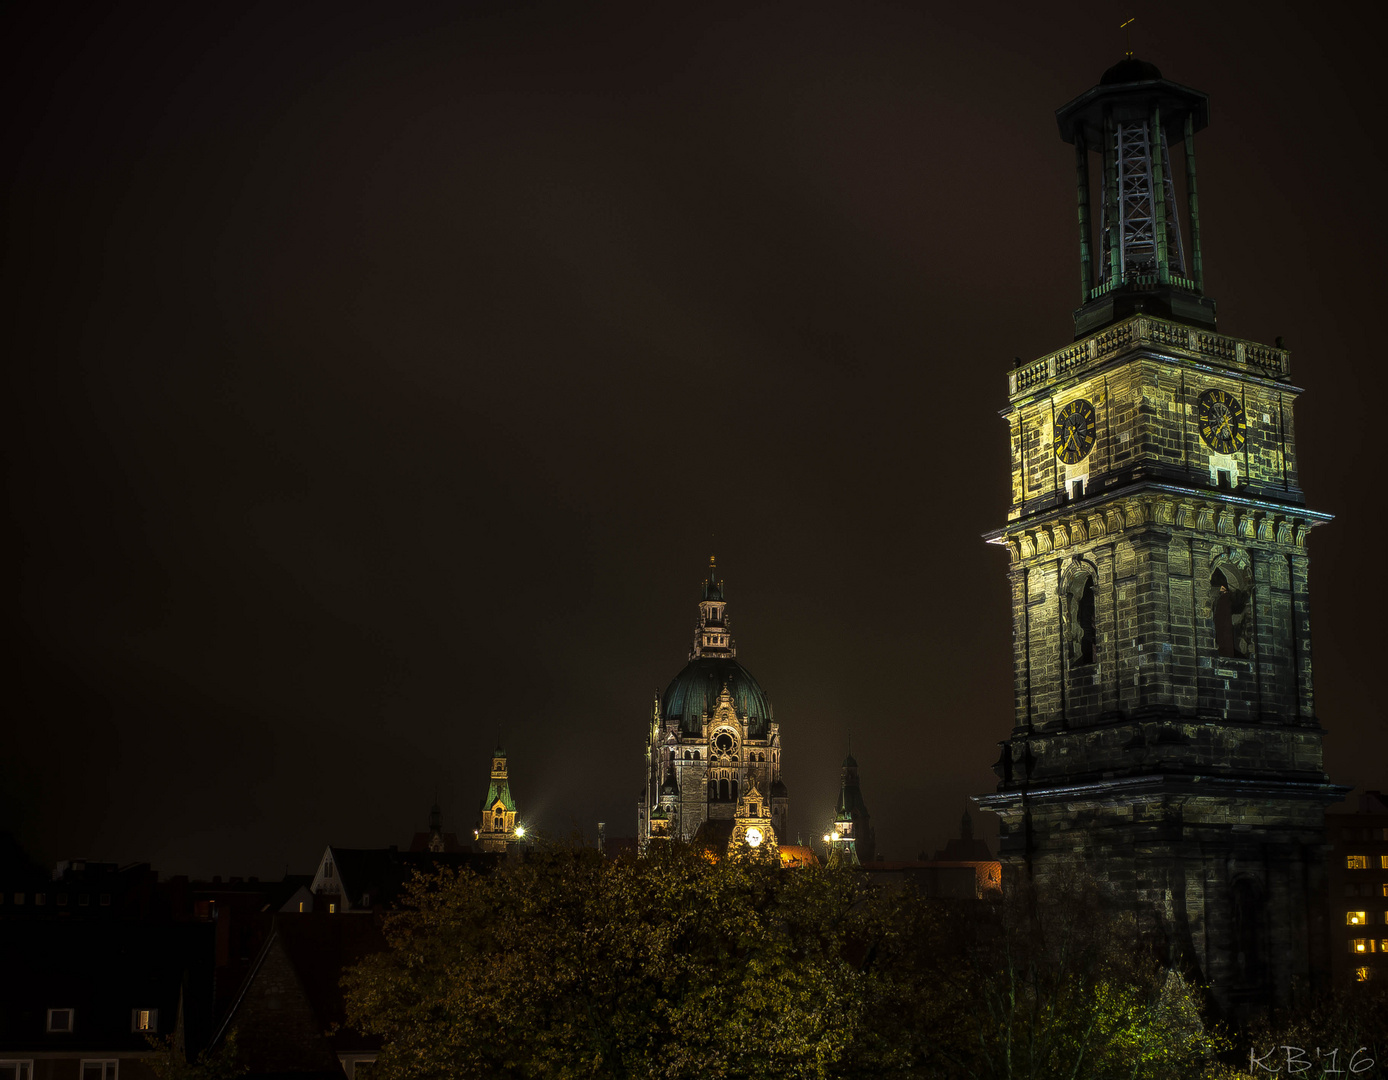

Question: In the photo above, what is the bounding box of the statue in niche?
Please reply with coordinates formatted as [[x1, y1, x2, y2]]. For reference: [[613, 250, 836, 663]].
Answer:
[[1064, 573, 1097, 665], [1211, 568, 1251, 658]]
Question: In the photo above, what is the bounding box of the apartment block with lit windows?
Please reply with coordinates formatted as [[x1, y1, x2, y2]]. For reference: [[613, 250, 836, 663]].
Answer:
[[1326, 791, 1388, 983]]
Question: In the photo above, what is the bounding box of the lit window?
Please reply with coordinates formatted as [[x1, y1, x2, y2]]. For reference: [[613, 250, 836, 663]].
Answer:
[[1355, 966, 1371, 982], [328, 903, 336, 914], [298, 901, 305, 913], [1382, 885, 1388, 898], [1347, 856, 1369, 870], [1348, 911, 1367, 925], [1382, 856, 1388, 869], [0, 1063, 34, 1080], [131, 1009, 157, 1033], [46, 1009, 73, 1033], [79, 1062, 117, 1080], [1349, 939, 1372, 954]]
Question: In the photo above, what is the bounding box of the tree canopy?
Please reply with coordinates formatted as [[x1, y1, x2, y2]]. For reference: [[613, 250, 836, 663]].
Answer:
[[343, 843, 1235, 1080]]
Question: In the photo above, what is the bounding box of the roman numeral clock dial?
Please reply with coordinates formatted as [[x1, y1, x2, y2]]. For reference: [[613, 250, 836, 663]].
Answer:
[[1197, 388, 1247, 454], [1052, 398, 1097, 465]]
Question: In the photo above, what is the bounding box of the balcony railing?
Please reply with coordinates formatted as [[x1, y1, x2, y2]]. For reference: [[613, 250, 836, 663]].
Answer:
[[1008, 315, 1291, 398]]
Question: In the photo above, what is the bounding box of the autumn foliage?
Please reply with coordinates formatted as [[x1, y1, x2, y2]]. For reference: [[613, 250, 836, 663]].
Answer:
[[343, 842, 1235, 1079]]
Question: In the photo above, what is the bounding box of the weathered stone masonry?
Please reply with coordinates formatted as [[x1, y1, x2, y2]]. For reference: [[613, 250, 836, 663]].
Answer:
[[981, 309, 1345, 1018]]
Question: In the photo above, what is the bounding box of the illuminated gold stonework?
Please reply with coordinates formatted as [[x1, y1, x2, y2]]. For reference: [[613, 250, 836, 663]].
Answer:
[[476, 750, 520, 853], [729, 776, 778, 861], [639, 565, 789, 852], [981, 310, 1344, 1019]]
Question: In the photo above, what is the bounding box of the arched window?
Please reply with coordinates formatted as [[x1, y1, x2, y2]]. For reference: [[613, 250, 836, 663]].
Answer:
[[731, 779, 739, 802], [684, 750, 691, 760], [1076, 577, 1096, 664], [1211, 568, 1250, 658], [719, 778, 729, 801], [1065, 571, 1097, 666]]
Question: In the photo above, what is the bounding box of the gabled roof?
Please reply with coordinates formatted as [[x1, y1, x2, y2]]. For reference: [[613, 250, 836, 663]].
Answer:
[[212, 912, 386, 1070], [482, 778, 516, 813]]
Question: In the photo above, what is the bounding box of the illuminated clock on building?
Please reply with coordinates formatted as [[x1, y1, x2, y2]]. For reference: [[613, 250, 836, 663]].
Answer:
[[1053, 398, 1097, 464], [745, 827, 763, 848], [1197, 388, 1247, 454]]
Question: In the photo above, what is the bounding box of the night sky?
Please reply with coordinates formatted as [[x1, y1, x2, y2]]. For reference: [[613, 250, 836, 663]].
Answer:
[[5, 3, 1385, 880]]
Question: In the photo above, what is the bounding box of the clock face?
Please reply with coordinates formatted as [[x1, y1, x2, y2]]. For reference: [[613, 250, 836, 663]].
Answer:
[[745, 827, 763, 848], [1198, 388, 1247, 454], [1053, 399, 1097, 465]]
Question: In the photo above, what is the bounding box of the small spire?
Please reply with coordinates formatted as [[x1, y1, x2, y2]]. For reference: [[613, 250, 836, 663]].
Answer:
[[1120, 16, 1135, 58], [960, 805, 974, 841]]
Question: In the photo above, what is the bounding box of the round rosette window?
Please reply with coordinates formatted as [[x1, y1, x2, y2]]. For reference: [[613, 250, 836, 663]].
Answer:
[[711, 728, 739, 759]]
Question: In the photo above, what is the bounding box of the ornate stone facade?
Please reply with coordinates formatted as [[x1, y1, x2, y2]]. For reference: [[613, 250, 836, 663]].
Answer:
[[638, 560, 789, 851], [476, 747, 519, 853], [976, 58, 1347, 1019]]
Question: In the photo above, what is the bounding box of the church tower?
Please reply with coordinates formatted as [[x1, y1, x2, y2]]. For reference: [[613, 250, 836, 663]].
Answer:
[[829, 754, 875, 865], [976, 56, 1347, 1017], [476, 746, 520, 853], [639, 559, 789, 850]]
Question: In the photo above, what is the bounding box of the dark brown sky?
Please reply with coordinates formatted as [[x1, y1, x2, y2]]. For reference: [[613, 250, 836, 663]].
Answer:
[[4, 2, 1384, 878]]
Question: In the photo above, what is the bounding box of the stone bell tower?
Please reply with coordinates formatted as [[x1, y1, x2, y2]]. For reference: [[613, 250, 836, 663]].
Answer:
[[975, 55, 1348, 1019]]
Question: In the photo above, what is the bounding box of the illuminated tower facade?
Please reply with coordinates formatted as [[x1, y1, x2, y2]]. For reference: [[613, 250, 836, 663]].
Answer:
[[476, 747, 520, 853], [976, 57, 1347, 1018], [829, 755, 875, 866], [638, 560, 789, 850]]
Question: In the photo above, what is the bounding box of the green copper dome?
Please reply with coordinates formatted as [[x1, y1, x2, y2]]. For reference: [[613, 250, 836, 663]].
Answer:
[[661, 656, 772, 740]]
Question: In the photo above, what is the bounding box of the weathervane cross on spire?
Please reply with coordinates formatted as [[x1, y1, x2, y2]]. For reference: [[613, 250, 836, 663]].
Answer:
[[1120, 16, 1136, 58]]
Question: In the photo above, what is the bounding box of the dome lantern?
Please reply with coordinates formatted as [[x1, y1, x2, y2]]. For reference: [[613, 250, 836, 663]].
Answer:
[[692, 555, 734, 659]]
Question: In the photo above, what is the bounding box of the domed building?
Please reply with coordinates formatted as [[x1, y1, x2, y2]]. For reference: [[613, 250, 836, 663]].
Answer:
[[639, 559, 788, 850]]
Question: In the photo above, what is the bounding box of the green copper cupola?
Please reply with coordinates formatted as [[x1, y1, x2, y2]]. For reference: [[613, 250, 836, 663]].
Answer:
[[1058, 57, 1213, 337]]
